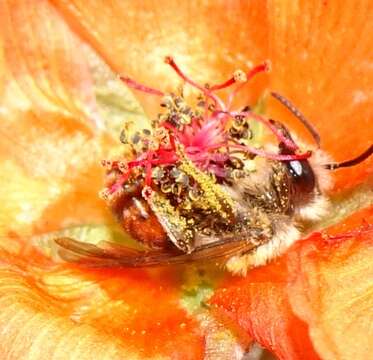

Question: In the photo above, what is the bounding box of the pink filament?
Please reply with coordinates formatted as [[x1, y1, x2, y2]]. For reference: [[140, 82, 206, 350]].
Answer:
[[228, 61, 271, 108], [145, 151, 154, 186], [107, 58, 311, 195], [119, 76, 164, 96], [108, 150, 178, 193]]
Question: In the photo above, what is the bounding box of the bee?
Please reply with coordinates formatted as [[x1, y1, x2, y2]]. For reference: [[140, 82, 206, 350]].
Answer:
[[55, 57, 373, 275]]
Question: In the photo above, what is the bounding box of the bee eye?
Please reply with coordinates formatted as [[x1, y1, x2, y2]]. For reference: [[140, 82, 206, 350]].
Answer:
[[277, 136, 316, 196], [286, 159, 315, 194]]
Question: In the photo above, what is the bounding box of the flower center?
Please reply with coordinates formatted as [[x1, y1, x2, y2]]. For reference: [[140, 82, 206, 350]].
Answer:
[[101, 57, 311, 200]]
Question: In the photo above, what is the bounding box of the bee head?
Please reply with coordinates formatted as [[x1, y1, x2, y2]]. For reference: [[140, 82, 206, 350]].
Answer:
[[269, 91, 373, 200], [269, 92, 373, 220], [267, 118, 317, 207]]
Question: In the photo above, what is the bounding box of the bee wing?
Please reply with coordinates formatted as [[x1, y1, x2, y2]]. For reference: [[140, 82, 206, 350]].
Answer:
[[54, 234, 259, 268]]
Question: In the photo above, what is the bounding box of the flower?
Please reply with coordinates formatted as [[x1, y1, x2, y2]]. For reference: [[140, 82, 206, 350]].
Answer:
[[0, 1, 372, 359]]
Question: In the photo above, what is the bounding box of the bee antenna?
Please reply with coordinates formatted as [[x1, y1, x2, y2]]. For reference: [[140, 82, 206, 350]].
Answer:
[[324, 145, 373, 170], [271, 92, 321, 147]]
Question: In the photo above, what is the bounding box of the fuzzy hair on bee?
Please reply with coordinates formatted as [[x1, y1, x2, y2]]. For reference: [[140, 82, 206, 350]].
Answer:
[[55, 57, 373, 276]]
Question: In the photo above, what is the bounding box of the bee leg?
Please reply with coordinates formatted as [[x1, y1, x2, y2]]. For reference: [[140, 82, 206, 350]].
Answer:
[[226, 221, 300, 276]]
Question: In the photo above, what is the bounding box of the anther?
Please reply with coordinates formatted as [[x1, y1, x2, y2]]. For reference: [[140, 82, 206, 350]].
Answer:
[[210, 61, 270, 92], [101, 160, 113, 168], [142, 186, 153, 200], [98, 188, 111, 200], [119, 129, 128, 144], [148, 140, 160, 151], [233, 70, 247, 83], [118, 162, 129, 173]]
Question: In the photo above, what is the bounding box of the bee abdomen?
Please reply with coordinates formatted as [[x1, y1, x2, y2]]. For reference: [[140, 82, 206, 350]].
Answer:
[[121, 197, 168, 249]]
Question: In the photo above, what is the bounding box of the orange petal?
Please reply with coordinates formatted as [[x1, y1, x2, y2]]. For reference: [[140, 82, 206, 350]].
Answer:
[[326, 205, 373, 235], [0, 273, 127, 359], [210, 259, 320, 360], [0, 111, 115, 241], [0, 247, 205, 359], [0, 1, 371, 358], [52, 0, 373, 191], [266, 0, 373, 191], [0, 0, 102, 129], [287, 207, 373, 360], [211, 206, 373, 359], [0, 0, 114, 237], [51, 0, 270, 114]]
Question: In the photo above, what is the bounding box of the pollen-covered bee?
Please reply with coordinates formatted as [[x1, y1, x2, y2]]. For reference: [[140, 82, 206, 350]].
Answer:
[[56, 57, 373, 275]]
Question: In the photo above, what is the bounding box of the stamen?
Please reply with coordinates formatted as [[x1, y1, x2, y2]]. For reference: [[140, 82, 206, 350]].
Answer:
[[164, 56, 226, 110], [209, 73, 241, 92], [142, 186, 153, 200], [98, 188, 111, 200], [107, 58, 318, 199], [227, 61, 271, 108], [127, 153, 178, 169], [270, 92, 321, 147], [219, 110, 299, 151], [101, 159, 114, 168], [118, 161, 129, 173], [161, 122, 184, 140], [108, 172, 131, 194], [210, 61, 270, 91], [119, 76, 164, 96]]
